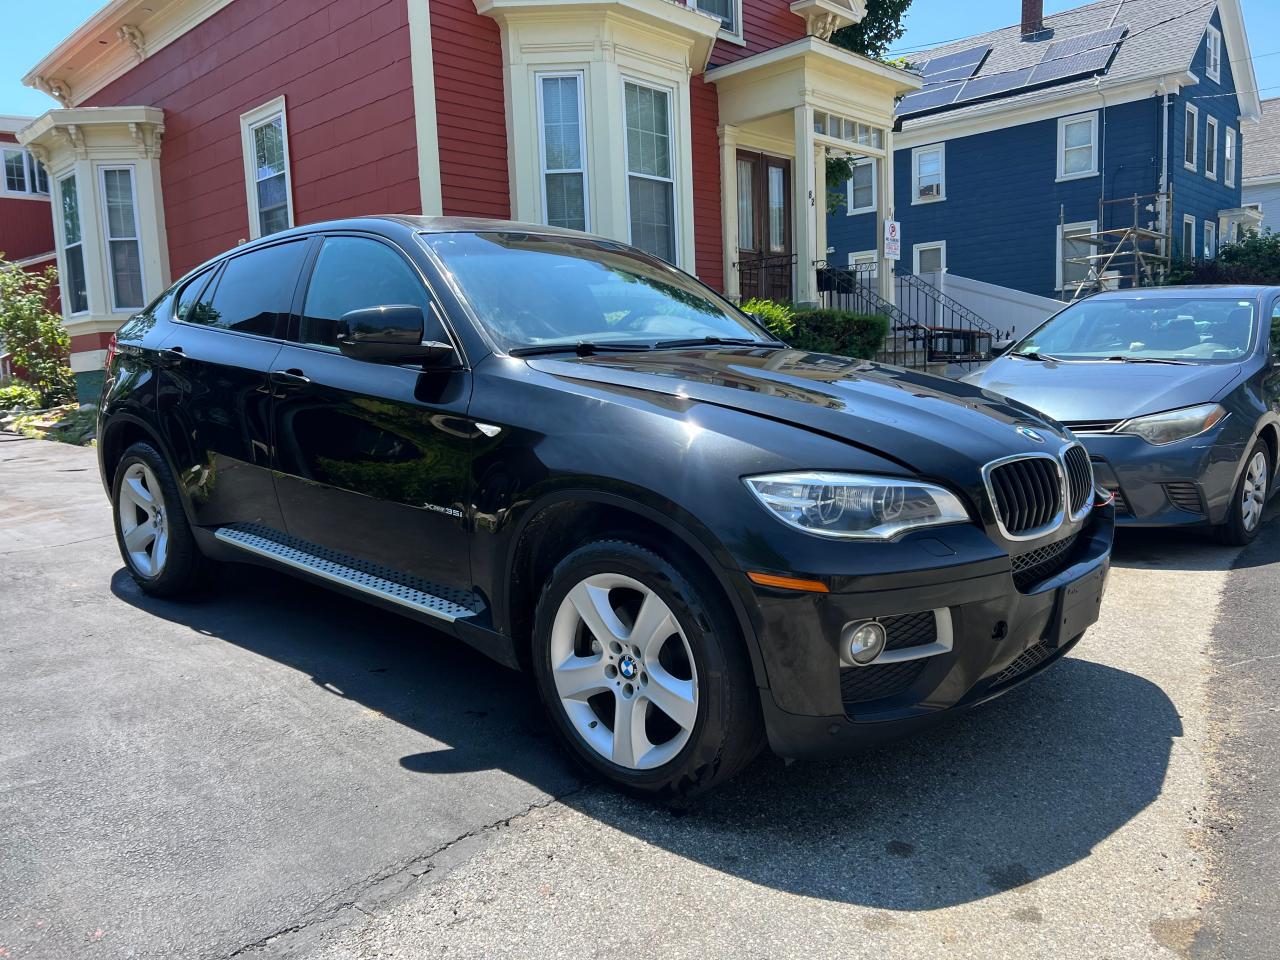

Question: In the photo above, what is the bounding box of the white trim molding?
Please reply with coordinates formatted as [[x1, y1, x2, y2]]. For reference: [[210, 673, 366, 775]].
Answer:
[[911, 143, 945, 204], [1182, 214, 1196, 259], [1205, 114, 1219, 181], [1226, 127, 1237, 188], [239, 96, 295, 240], [845, 155, 876, 215], [406, 0, 443, 216], [1205, 25, 1223, 84], [1184, 102, 1199, 172], [912, 240, 946, 275], [1204, 219, 1217, 259], [1056, 112, 1099, 182]]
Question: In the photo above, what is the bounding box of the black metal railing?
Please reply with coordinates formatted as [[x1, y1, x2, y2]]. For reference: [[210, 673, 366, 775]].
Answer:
[[816, 263, 1009, 371], [734, 253, 796, 304]]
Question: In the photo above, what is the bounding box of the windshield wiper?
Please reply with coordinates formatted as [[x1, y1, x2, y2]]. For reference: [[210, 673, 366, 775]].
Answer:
[[653, 336, 785, 349], [1010, 351, 1061, 362], [1103, 355, 1194, 366], [508, 341, 654, 358]]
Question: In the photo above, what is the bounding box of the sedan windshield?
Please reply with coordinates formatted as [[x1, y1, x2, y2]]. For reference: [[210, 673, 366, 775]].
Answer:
[[1013, 296, 1257, 363], [422, 231, 774, 352]]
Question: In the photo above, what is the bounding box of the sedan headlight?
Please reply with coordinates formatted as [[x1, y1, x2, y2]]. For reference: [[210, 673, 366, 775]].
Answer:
[[744, 472, 970, 540], [1115, 403, 1227, 445]]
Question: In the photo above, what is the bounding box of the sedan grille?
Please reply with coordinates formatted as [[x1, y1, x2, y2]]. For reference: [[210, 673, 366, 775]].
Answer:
[[1010, 533, 1078, 592], [1063, 444, 1093, 517], [987, 456, 1063, 537]]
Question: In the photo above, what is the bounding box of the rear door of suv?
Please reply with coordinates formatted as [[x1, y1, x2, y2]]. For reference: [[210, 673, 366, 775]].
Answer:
[[268, 231, 475, 597], [154, 237, 310, 529]]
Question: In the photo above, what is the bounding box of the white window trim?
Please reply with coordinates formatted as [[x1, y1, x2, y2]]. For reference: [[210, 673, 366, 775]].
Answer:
[[845, 156, 877, 216], [1056, 112, 1099, 182], [912, 240, 947, 275], [621, 75, 679, 265], [1205, 115, 1218, 181], [98, 164, 146, 314], [1056, 219, 1098, 292], [1206, 26, 1222, 83], [1204, 220, 1217, 259], [1, 146, 50, 200], [239, 95, 295, 241], [911, 144, 945, 205], [694, 0, 744, 45], [1182, 214, 1197, 259], [535, 71, 590, 231], [1225, 127, 1237, 188], [56, 172, 89, 317], [848, 249, 878, 267], [1184, 103, 1199, 172]]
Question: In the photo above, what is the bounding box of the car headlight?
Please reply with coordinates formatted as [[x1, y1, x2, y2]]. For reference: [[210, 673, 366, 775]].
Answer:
[[744, 472, 970, 540], [1115, 403, 1227, 445]]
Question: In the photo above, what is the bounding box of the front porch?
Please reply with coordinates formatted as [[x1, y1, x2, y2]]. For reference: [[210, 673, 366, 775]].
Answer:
[[707, 37, 918, 307]]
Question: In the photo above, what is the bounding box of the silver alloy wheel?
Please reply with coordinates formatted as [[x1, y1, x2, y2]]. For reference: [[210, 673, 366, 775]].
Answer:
[[117, 462, 169, 578], [549, 573, 699, 771], [1241, 451, 1267, 532]]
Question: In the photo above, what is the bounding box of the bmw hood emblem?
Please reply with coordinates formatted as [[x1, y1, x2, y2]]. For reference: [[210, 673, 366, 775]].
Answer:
[[1016, 426, 1045, 443]]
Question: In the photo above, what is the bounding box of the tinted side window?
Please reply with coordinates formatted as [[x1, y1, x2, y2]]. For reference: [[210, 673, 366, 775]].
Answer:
[[192, 240, 308, 336], [300, 237, 433, 348], [175, 268, 216, 323]]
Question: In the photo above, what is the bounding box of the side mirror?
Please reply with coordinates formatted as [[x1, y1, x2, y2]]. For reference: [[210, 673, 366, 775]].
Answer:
[[336, 305, 455, 366], [991, 338, 1016, 357]]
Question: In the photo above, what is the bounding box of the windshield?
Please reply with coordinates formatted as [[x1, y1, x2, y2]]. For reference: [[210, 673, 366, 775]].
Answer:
[[422, 231, 773, 351], [1013, 296, 1257, 362]]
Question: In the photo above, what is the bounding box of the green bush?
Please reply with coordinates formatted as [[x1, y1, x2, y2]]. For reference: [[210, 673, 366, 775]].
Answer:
[[739, 297, 795, 339], [0, 257, 74, 406], [788, 309, 890, 360], [0, 382, 42, 410], [1165, 229, 1280, 286]]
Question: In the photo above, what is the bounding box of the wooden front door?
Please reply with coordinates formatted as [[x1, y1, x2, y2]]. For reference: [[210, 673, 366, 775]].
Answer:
[[735, 150, 793, 302]]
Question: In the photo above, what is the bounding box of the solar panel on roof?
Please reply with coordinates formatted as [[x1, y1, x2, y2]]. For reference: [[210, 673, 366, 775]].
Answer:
[[1040, 25, 1127, 63], [923, 65, 979, 87], [897, 83, 964, 117], [955, 67, 1035, 105], [1027, 45, 1117, 86], [920, 44, 991, 78]]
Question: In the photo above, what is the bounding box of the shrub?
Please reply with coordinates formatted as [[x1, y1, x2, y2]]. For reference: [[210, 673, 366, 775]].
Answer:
[[0, 257, 74, 406], [1164, 230, 1280, 286], [788, 309, 890, 360], [739, 297, 795, 339], [0, 382, 42, 410]]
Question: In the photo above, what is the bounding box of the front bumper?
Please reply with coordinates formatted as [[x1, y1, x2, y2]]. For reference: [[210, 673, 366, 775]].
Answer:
[[750, 503, 1114, 759]]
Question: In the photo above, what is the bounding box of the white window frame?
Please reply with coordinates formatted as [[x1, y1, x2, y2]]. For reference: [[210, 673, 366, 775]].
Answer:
[[912, 241, 947, 275], [1205, 26, 1222, 83], [1225, 127, 1237, 188], [911, 144, 945, 205], [1184, 103, 1199, 172], [1056, 112, 1099, 182], [1182, 214, 1197, 259], [693, 0, 743, 45], [1204, 220, 1217, 259], [848, 250, 878, 268], [239, 95, 295, 240], [1205, 115, 1218, 181], [57, 172, 89, 316], [2, 147, 50, 198], [536, 71, 590, 232], [845, 156, 877, 216], [621, 76, 679, 265], [98, 164, 146, 313], [1056, 219, 1098, 292]]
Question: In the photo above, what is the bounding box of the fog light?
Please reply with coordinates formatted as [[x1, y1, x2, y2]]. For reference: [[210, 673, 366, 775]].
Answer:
[[842, 620, 887, 666]]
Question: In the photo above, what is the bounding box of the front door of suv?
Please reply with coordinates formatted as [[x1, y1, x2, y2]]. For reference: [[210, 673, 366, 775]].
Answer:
[[154, 238, 310, 529], [270, 233, 474, 595]]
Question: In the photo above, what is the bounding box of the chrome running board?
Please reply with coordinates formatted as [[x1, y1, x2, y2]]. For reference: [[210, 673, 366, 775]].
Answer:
[[214, 523, 479, 623]]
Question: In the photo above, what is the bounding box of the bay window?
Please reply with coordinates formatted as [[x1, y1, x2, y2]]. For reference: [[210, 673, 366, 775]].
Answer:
[[101, 166, 145, 311], [538, 73, 588, 231], [624, 80, 677, 264], [58, 174, 88, 314]]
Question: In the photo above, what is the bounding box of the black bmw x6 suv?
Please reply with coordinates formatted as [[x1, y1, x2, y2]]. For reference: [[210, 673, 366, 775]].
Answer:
[[98, 216, 1114, 797]]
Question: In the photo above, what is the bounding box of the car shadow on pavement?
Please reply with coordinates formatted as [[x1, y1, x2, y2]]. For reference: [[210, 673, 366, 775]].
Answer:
[[1110, 503, 1280, 572], [111, 562, 1181, 912]]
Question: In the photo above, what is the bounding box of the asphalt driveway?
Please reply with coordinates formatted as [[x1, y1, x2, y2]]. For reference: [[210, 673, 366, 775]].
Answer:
[[1, 434, 1276, 959]]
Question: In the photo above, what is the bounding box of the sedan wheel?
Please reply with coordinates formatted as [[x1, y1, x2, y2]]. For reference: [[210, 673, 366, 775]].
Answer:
[[550, 573, 699, 771], [1241, 450, 1267, 533], [117, 461, 169, 578]]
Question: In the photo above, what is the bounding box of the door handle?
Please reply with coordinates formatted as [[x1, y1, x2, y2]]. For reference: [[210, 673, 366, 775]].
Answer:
[[270, 368, 311, 386]]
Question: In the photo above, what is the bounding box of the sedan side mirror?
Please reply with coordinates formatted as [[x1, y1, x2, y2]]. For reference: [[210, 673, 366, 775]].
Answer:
[[337, 305, 455, 366], [991, 338, 1016, 357]]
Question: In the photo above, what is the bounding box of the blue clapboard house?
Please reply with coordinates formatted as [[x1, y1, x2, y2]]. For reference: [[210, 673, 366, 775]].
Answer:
[[827, 0, 1262, 304]]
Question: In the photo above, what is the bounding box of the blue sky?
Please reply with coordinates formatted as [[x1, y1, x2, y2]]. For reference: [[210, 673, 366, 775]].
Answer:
[[2, 0, 1278, 116]]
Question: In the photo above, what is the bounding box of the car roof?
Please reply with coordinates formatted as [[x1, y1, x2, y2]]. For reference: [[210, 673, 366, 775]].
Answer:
[[1086, 285, 1280, 301]]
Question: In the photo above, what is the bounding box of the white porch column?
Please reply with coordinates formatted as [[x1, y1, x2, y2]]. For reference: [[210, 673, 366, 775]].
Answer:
[[814, 141, 827, 273], [879, 127, 896, 304], [719, 124, 740, 301], [793, 104, 817, 306]]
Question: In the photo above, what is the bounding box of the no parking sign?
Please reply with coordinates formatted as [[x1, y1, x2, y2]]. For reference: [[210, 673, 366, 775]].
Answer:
[[884, 220, 901, 261]]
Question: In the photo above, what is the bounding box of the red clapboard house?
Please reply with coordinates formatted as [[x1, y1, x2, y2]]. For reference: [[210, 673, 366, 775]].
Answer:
[[1, 116, 59, 380], [17, 0, 917, 398]]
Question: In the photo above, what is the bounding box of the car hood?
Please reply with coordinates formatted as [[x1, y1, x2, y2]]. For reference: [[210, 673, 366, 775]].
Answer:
[[526, 347, 1073, 480], [964, 356, 1243, 422]]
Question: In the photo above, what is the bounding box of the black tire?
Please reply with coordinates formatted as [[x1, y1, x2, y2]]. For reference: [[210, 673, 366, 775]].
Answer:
[[111, 441, 211, 597], [531, 540, 763, 800], [1216, 439, 1270, 546]]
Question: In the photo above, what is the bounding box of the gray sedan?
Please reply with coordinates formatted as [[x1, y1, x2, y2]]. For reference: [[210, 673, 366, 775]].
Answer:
[[965, 286, 1280, 544]]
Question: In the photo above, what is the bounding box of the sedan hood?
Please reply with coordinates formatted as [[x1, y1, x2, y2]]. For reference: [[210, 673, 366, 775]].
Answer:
[[527, 347, 1072, 480], [966, 356, 1242, 423]]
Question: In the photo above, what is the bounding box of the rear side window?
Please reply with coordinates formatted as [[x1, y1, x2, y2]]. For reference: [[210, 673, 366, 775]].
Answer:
[[299, 236, 433, 348], [188, 240, 308, 336], [175, 268, 216, 323]]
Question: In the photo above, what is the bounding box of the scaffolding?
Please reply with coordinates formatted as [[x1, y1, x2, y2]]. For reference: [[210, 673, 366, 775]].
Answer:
[[1060, 190, 1173, 301]]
